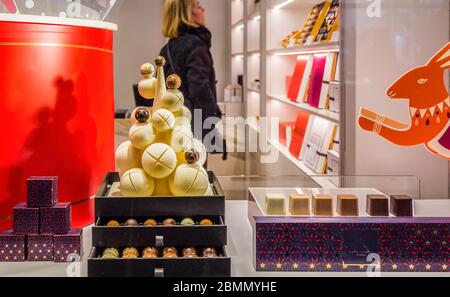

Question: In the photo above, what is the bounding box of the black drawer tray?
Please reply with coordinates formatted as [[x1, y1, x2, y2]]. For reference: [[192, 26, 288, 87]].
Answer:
[[92, 216, 227, 247], [95, 172, 225, 218], [87, 246, 231, 277]]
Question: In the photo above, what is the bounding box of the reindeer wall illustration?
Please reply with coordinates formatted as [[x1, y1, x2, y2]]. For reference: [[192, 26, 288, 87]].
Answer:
[[359, 42, 450, 160]]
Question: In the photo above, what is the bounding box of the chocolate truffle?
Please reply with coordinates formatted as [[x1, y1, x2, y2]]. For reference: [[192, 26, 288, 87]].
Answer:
[[181, 218, 195, 226], [390, 195, 413, 217], [312, 194, 333, 216], [200, 219, 213, 225], [125, 219, 139, 226], [135, 107, 150, 123], [367, 195, 389, 217], [102, 253, 118, 259], [144, 219, 158, 227], [183, 247, 198, 258], [122, 253, 138, 259], [337, 195, 359, 217], [143, 247, 158, 258], [102, 248, 119, 258], [106, 220, 120, 227], [289, 194, 310, 216], [202, 247, 218, 258], [123, 247, 139, 257], [163, 247, 178, 258], [163, 218, 177, 226], [265, 194, 286, 216]]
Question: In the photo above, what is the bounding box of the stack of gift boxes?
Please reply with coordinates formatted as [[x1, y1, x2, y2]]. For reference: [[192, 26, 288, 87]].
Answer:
[[0, 177, 83, 263]]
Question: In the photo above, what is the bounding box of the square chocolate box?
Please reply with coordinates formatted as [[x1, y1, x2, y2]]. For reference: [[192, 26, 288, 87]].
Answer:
[[0, 230, 26, 262], [27, 176, 58, 208], [13, 203, 39, 235], [40, 203, 72, 235], [54, 229, 83, 263], [28, 234, 53, 262]]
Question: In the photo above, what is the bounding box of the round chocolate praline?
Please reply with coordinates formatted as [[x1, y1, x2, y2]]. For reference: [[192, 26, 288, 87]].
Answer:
[[181, 218, 195, 226], [202, 247, 218, 258], [183, 247, 198, 258], [143, 247, 159, 258], [123, 247, 139, 257], [125, 219, 139, 226], [200, 219, 213, 225], [144, 219, 158, 227], [135, 107, 150, 123], [106, 220, 120, 227], [163, 218, 177, 226], [103, 248, 120, 258]]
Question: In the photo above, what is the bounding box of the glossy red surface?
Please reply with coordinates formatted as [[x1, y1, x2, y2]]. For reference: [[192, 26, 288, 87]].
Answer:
[[0, 21, 115, 228]]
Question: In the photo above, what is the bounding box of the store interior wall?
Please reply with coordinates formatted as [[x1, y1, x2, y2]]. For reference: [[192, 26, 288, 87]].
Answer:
[[109, 0, 230, 112], [347, 0, 450, 199]]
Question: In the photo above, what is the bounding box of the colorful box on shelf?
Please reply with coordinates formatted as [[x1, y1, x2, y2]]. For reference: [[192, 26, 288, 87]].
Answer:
[[0, 230, 26, 262], [13, 203, 39, 235], [279, 122, 295, 147], [27, 176, 58, 208], [248, 187, 450, 272], [54, 229, 83, 263], [28, 234, 54, 262], [40, 202, 72, 235]]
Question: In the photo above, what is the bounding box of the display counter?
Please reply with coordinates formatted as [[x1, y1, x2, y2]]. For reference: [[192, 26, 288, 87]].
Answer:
[[0, 13, 117, 228]]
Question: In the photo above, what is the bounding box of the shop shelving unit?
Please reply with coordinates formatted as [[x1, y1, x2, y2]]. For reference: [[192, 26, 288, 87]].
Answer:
[[230, 0, 343, 187]]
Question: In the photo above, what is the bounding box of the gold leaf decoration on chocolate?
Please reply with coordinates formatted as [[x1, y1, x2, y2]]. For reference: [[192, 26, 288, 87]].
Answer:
[[140, 63, 154, 76], [155, 56, 166, 67], [167, 74, 182, 90], [185, 149, 200, 165]]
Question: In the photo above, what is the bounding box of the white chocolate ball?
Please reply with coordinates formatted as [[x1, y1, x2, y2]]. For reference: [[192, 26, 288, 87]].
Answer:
[[174, 106, 192, 121], [115, 141, 142, 173], [120, 168, 155, 197], [169, 164, 209, 196], [151, 108, 176, 132], [170, 126, 194, 153], [175, 116, 191, 128], [129, 123, 157, 150], [138, 72, 157, 99], [160, 90, 184, 112], [142, 143, 177, 179], [192, 138, 207, 167]]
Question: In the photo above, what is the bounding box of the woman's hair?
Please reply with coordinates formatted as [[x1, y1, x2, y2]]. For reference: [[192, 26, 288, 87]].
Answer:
[[163, 0, 199, 38]]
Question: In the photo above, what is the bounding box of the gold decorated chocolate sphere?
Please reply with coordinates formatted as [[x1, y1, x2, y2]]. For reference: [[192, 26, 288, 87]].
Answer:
[[144, 219, 158, 227], [167, 74, 182, 90], [155, 56, 166, 67], [202, 247, 218, 258], [107, 220, 120, 227], [143, 247, 159, 258], [140, 63, 154, 76], [135, 107, 150, 123], [183, 247, 198, 258]]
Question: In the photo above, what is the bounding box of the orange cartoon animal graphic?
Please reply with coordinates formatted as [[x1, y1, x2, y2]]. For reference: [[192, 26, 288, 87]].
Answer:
[[359, 42, 450, 160]]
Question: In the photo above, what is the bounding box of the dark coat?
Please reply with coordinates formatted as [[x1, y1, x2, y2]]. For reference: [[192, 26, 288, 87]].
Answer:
[[160, 25, 222, 124]]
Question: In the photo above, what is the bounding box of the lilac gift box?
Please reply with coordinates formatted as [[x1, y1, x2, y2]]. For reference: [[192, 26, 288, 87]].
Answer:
[[40, 202, 71, 234], [27, 176, 58, 208], [0, 230, 26, 262], [54, 229, 83, 263], [13, 203, 39, 235], [248, 188, 450, 273], [28, 234, 53, 262]]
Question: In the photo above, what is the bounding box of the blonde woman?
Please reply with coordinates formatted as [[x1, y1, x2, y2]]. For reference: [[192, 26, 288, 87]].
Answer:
[[160, 0, 223, 152]]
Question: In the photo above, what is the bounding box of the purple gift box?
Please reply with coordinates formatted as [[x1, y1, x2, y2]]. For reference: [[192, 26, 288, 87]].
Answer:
[[40, 202, 71, 235], [0, 230, 26, 262], [54, 229, 83, 263], [13, 203, 39, 235], [27, 176, 58, 208], [28, 234, 53, 262]]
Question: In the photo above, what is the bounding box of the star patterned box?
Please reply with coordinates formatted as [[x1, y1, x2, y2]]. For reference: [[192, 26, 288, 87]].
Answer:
[[27, 234, 54, 262], [248, 188, 450, 273], [27, 176, 58, 208], [0, 230, 26, 262], [40, 202, 72, 234], [13, 203, 39, 235], [54, 229, 83, 263]]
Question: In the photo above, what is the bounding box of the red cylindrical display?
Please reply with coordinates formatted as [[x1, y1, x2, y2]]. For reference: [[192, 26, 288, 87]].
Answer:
[[0, 20, 115, 229]]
